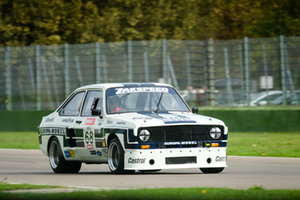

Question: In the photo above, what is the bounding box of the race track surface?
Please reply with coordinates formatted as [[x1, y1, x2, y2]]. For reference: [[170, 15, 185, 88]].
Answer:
[[0, 149, 300, 190]]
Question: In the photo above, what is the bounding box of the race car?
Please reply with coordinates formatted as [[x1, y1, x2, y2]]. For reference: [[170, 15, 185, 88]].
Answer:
[[38, 83, 228, 174]]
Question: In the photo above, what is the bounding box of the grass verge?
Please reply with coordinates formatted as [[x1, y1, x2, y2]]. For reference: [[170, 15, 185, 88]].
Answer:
[[0, 132, 300, 157], [0, 184, 300, 200], [0, 182, 62, 191]]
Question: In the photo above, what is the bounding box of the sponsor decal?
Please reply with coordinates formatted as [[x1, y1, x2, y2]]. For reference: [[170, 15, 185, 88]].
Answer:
[[132, 116, 152, 120], [141, 113, 196, 124], [164, 141, 197, 146], [40, 128, 66, 135], [64, 150, 71, 158], [97, 151, 102, 156], [116, 121, 126, 125], [128, 158, 146, 164], [85, 118, 96, 125], [215, 156, 226, 162], [62, 118, 74, 123], [45, 117, 54, 123], [115, 87, 169, 94], [87, 144, 94, 150], [107, 120, 113, 124], [64, 150, 75, 158], [90, 150, 96, 155]]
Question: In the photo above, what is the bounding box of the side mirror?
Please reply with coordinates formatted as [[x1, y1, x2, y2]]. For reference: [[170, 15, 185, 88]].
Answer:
[[91, 97, 102, 118], [192, 107, 199, 114]]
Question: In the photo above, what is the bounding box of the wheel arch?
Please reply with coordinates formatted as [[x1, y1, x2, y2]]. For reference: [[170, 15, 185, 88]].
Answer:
[[107, 133, 118, 146], [47, 136, 58, 156], [107, 133, 125, 149]]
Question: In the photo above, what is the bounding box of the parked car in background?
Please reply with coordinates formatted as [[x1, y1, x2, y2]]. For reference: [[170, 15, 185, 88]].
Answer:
[[270, 90, 300, 105], [250, 90, 282, 106]]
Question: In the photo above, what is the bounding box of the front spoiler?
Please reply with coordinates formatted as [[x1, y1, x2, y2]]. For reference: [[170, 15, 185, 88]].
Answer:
[[124, 147, 227, 170]]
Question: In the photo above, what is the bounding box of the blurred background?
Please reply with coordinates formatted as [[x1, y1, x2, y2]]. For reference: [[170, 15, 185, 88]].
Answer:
[[0, 0, 300, 110]]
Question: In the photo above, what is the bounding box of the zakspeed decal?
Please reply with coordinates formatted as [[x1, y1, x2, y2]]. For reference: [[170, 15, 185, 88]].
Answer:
[[85, 118, 96, 125], [115, 87, 169, 94]]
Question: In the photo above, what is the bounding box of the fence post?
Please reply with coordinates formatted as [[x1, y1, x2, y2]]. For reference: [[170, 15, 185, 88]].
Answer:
[[280, 35, 287, 105], [144, 52, 149, 82], [127, 40, 133, 82], [224, 48, 234, 105], [244, 37, 250, 106], [36, 45, 41, 110], [41, 59, 54, 109], [75, 56, 83, 86], [162, 39, 168, 82], [64, 44, 70, 97], [96, 42, 101, 83], [238, 45, 245, 104], [5, 46, 12, 110], [262, 44, 270, 103], [102, 55, 108, 83], [185, 50, 192, 87], [207, 38, 215, 106]]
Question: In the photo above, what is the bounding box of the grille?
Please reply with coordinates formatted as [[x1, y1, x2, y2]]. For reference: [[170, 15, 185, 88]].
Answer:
[[139, 125, 224, 142]]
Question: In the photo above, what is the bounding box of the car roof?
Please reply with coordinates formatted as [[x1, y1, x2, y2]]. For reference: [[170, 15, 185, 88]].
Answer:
[[74, 82, 172, 92]]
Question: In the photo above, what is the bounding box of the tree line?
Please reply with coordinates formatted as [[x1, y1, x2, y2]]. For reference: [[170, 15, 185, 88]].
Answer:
[[0, 0, 300, 46]]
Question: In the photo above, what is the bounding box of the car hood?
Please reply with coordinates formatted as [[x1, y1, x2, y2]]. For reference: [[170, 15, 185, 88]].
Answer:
[[106, 112, 225, 129]]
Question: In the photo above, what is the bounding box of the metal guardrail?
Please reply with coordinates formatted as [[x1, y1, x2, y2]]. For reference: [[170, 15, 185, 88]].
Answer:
[[0, 36, 299, 110]]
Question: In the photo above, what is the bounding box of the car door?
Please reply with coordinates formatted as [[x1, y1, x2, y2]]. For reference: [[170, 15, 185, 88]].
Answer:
[[74, 90, 106, 162]]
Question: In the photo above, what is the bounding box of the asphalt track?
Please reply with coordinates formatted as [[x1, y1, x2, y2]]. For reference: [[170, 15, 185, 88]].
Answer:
[[0, 149, 300, 190]]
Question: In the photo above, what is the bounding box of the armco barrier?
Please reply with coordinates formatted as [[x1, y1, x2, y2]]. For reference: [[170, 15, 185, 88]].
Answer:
[[0, 107, 299, 132]]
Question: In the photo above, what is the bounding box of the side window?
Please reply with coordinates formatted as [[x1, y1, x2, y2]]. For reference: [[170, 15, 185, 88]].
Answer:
[[81, 91, 103, 116], [60, 92, 85, 116]]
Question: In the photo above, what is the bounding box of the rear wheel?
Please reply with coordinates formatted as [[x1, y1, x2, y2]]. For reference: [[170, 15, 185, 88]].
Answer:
[[200, 167, 224, 174], [108, 138, 134, 174], [48, 137, 81, 173]]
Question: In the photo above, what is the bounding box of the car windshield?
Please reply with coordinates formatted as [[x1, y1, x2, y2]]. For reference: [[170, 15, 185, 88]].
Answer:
[[106, 86, 189, 114]]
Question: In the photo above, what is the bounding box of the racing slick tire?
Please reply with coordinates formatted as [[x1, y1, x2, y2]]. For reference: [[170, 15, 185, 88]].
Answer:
[[48, 137, 81, 173], [200, 167, 224, 174], [108, 138, 134, 174]]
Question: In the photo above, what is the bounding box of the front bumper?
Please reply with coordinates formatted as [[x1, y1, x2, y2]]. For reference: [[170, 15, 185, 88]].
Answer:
[[124, 147, 227, 170]]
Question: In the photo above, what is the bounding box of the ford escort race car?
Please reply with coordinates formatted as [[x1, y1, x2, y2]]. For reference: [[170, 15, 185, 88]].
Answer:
[[38, 83, 228, 174]]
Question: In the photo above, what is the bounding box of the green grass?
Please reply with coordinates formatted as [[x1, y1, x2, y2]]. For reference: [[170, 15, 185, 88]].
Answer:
[[0, 184, 300, 200], [0, 131, 300, 157], [227, 132, 300, 157], [0, 182, 62, 191]]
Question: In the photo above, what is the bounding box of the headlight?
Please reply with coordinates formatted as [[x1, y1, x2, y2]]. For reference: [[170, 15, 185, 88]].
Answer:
[[209, 127, 222, 139], [139, 129, 151, 142]]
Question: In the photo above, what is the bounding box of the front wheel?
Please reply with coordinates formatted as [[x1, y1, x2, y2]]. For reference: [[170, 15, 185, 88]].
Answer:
[[108, 138, 134, 174], [200, 167, 224, 174], [48, 137, 81, 173]]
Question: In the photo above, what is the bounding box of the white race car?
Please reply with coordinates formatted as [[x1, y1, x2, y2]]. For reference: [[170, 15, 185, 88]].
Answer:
[[38, 83, 228, 174]]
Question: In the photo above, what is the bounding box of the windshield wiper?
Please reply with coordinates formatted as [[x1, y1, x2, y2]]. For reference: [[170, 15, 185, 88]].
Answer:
[[154, 92, 164, 113]]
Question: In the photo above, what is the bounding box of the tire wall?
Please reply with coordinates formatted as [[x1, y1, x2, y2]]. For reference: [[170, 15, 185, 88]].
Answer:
[[0, 108, 299, 132]]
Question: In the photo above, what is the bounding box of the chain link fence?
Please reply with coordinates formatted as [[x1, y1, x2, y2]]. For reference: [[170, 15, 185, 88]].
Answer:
[[0, 36, 299, 110]]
